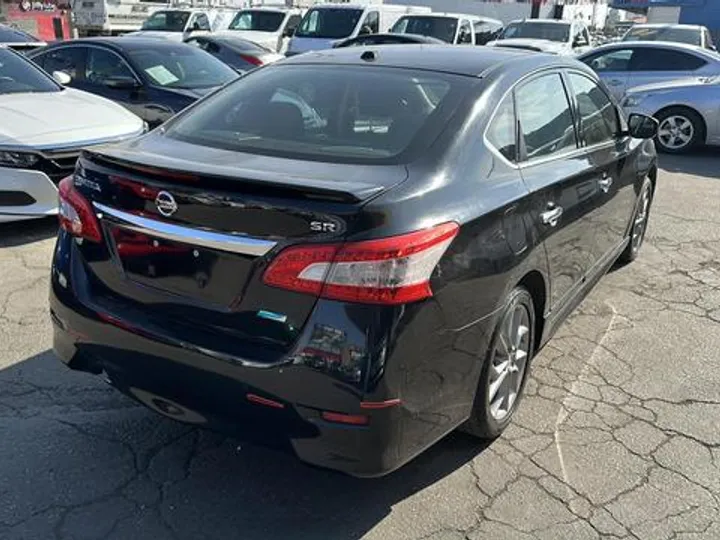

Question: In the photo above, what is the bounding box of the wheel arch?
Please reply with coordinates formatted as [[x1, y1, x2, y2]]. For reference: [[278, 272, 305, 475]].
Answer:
[[517, 270, 547, 353]]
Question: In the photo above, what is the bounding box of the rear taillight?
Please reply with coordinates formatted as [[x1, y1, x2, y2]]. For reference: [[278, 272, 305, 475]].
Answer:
[[239, 53, 263, 67], [58, 176, 102, 243], [263, 222, 459, 305]]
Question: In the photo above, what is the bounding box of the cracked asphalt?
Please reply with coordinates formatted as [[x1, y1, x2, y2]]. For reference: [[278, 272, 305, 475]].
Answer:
[[1, 151, 719, 540]]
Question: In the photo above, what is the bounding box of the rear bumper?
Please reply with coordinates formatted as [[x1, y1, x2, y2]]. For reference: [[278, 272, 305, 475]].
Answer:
[[50, 231, 495, 476], [0, 167, 58, 223]]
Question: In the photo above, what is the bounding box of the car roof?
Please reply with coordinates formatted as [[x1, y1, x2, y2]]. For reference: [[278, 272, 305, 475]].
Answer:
[[508, 18, 572, 25], [630, 23, 704, 30], [307, 3, 370, 9], [586, 40, 710, 55], [41, 37, 194, 52], [280, 44, 577, 78], [403, 13, 479, 19]]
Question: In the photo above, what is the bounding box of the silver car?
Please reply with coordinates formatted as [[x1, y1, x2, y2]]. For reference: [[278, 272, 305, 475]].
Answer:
[[621, 76, 720, 153], [578, 41, 720, 99]]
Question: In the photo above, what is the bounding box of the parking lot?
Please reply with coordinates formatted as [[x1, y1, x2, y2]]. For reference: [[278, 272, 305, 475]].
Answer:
[[0, 150, 717, 540]]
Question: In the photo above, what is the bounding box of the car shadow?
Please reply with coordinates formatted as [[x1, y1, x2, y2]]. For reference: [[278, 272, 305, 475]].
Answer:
[[0, 350, 490, 539], [0, 217, 57, 248], [658, 147, 719, 180]]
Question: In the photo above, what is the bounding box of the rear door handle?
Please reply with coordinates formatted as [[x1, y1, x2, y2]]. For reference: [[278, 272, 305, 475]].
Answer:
[[599, 174, 613, 193], [541, 206, 563, 227]]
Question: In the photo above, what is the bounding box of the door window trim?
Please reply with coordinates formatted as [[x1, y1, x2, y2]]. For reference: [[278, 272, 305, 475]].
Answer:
[[563, 69, 621, 149], [35, 44, 142, 85], [483, 67, 591, 169]]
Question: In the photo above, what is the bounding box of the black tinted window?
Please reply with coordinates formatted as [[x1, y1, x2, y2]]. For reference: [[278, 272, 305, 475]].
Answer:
[[35, 47, 85, 80], [630, 48, 707, 71], [486, 94, 516, 162], [295, 8, 363, 39], [85, 48, 135, 85], [516, 73, 576, 161], [391, 16, 458, 44], [568, 73, 618, 146], [229, 10, 285, 32], [165, 65, 470, 165]]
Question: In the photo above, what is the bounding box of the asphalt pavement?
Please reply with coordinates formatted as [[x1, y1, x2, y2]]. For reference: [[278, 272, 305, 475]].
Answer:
[[1, 151, 719, 540]]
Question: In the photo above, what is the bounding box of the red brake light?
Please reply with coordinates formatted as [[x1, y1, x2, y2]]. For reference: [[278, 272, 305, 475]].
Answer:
[[239, 53, 263, 67], [263, 222, 459, 305], [58, 176, 102, 243]]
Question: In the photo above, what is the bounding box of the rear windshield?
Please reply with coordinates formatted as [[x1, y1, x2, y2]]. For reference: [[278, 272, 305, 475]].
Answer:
[[623, 26, 701, 47], [164, 65, 472, 164], [499, 22, 570, 43], [295, 8, 363, 39], [391, 16, 458, 44], [228, 10, 285, 32]]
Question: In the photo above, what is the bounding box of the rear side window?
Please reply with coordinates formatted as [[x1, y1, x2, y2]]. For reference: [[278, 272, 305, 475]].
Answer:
[[164, 65, 471, 164], [567, 73, 618, 146], [515, 73, 577, 161], [630, 48, 707, 71], [486, 94, 516, 162], [34, 47, 85, 80]]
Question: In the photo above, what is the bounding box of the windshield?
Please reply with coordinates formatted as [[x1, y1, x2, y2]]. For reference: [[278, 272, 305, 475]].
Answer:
[[391, 16, 457, 43], [141, 11, 190, 32], [623, 26, 701, 47], [295, 8, 362, 39], [164, 64, 470, 164], [128, 46, 237, 89], [499, 22, 570, 43], [0, 48, 58, 94], [228, 10, 285, 32], [0, 24, 41, 43]]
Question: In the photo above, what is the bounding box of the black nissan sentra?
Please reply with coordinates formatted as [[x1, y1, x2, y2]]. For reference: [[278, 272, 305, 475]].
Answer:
[[50, 46, 659, 476]]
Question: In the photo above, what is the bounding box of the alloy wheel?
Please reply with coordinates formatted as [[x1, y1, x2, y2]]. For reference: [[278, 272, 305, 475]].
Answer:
[[657, 115, 694, 151], [487, 301, 531, 421], [632, 184, 652, 253]]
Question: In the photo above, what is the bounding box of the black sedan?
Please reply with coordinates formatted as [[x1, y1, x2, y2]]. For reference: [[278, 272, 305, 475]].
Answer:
[[333, 32, 446, 48], [28, 38, 238, 128], [185, 34, 284, 73], [50, 45, 658, 477]]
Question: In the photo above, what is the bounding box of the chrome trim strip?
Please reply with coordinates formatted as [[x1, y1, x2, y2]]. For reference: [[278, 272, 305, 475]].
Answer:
[[0, 128, 145, 154], [94, 203, 277, 257]]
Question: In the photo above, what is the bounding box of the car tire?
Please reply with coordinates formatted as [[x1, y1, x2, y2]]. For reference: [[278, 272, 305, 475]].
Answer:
[[461, 286, 535, 439], [618, 177, 653, 265], [654, 107, 704, 154]]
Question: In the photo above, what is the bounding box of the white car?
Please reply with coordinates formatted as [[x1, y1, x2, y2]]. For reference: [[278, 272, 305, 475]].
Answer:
[[0, 47, 144, 223], [487, 19, 592, 56]]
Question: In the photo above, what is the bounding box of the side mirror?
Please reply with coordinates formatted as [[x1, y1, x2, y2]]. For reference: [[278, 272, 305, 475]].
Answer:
[[52, 70, 72, 85], [105, 76, 140, 90], [627, 113, 658, 140]]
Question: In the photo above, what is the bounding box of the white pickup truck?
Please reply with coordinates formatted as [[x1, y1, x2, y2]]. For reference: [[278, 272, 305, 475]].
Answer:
[[124, 8, 236, 41], [219, 7, 304, 54]]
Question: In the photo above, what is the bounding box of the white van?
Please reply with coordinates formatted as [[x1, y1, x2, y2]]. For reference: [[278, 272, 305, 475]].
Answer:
[[220, 7, 305, 53], [286, 3, 431, 56]]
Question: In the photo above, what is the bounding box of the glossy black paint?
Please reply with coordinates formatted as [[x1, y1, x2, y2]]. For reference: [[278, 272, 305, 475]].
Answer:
[[28, 38, 234, 128], [50, 46, 657, 477]]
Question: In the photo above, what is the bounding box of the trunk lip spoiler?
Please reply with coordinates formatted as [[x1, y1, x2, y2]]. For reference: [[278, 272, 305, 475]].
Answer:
[[94, 202, 277, 257]]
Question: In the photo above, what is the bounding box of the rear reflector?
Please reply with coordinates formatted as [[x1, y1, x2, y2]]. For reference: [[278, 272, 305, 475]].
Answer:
[[246, 393, 285, 409], [58, 176, 102, 242], [263, 222, 458, 305], [321, 411, 369, 426]]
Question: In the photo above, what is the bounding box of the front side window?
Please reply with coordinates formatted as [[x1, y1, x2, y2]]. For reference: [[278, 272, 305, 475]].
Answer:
[[164, 65, 471, 165], [515, 73, 577, 161], [568, 73, 618, 146], [128, 45, 236, 89], [486, 94, 516, 162], [141, 11, 190, 32], [85, 48, 135, 85], [228, 10, 285, 32], [0, 48, 60, 94], [34, 47, 85, 80], [629, 48, 707, 72], [391, 16, 458, 44], [191, 14, 211, 32], [458, 21, 473, 44], [362, 11, 379, 34], [295, 8, 363, 39], [581, 48, 633, 72]]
